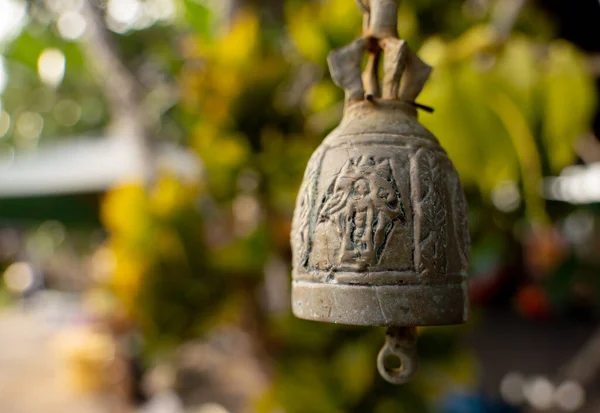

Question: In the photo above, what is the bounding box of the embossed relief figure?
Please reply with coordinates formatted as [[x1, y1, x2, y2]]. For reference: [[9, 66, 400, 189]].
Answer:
[[313, 155, 405, 271]]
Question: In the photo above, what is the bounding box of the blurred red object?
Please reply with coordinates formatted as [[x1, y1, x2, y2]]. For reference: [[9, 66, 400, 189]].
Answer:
[[515, 284, 552, 320], [524, 227, 568, 279]]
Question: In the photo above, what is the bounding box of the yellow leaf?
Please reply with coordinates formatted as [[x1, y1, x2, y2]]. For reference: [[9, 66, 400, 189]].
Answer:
[[150, 176, 197, 218], [489, 91, 548, 225], [495, 37, 538, 116], [213, 134, 250, 168], [306, 80, 340, 113], [322, 0, 361, 41], [287, 4, 329, 63], [450, 24, 496, 60], [332, 341, 375, 402], [542, 41, 596, 172], [214, 11, 259, 66], [101, 184, 148, 236]]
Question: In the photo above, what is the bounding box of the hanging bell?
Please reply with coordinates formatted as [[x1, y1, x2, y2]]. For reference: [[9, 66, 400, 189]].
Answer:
[[290, 0, 470, 384]]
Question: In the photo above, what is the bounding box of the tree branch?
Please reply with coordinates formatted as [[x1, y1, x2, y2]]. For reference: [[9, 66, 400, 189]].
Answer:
[[80, 0, 155, 182]]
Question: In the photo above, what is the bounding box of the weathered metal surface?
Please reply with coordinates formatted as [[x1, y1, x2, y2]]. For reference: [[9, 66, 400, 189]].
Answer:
[[291, 100, 470, 327], [290, 0, 470, 384]]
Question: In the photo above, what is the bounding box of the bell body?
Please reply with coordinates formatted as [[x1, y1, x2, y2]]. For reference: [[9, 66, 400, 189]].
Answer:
[[291, 100, 470, 327]]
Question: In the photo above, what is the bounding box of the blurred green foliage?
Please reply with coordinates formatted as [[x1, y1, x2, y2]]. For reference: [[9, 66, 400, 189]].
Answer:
[[3, 26, 107, 143], [0, 0, 597, 411], [419, 30, 595, 223]]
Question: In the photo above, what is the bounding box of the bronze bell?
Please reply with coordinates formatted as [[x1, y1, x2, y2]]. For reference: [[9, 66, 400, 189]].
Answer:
[[290, 0, 470, 384]]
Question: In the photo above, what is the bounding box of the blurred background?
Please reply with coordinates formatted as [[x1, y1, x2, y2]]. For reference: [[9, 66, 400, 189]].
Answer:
[[0, 0, 599, 412]]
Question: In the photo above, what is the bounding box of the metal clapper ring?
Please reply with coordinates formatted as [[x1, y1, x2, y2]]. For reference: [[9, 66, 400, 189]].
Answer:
[[377, 326, 419, 384]]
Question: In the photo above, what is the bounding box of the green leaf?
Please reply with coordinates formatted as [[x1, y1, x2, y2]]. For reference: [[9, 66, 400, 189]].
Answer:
[[182, 0, 212, 39], [332, 341, 375, 403], [541, 41, 596, 173]]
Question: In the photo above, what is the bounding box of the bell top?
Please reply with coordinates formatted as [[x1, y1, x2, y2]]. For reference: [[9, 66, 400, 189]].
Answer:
[[327, 0, 432, 107], [325, 100, 432, 145]]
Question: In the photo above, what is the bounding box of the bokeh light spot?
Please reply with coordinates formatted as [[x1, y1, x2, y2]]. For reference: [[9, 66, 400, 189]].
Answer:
[[57, 11, 87, 40], [524, 376, 554, 411], [491, 180, 521, 213], [16, 111, 44, 146], [53, 99, 82, 126], [500, 372, 526, 405], [0, 0, 26, 43], [554, 380, 585, 412], [0, 110, 10, 137], [3, 262, 35, 294], [38, 48, 66, 87]]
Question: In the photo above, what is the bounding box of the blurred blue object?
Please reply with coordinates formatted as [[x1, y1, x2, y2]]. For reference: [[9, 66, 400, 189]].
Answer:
[[440, 390, 522, 413]]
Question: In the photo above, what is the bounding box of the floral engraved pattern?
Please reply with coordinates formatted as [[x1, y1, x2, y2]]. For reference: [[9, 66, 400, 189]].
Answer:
[[291, 146, 327, 269], [411, 148, 448, 279]]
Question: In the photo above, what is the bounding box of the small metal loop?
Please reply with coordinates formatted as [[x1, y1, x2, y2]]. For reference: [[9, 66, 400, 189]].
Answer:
[[356, 0, 371, 13], [377, 326, 418, 385]]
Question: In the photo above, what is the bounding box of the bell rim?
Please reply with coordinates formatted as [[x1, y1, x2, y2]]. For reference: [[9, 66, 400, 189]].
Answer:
[[291, 280, 468, 327]]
